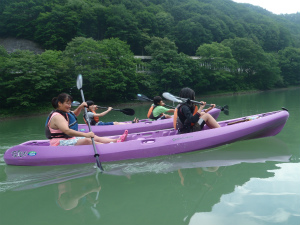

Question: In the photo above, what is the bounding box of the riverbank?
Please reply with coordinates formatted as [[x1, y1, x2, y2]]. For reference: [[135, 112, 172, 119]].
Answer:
[[1, 86, 299, 121]]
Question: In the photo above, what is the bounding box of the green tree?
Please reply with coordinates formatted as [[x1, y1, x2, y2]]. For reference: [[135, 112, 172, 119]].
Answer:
[[0, 50, 56, 108], [63, 37, 138, 102], [222, 37, 282, 90], [196, 42, 238, 91], [105, 4, 142, 53], [0, 0, 45, 38], [278, 47, 300, 85], [34, 3, 81, 50], [145, 37, 200, 94], [174, 19, 211, 55]]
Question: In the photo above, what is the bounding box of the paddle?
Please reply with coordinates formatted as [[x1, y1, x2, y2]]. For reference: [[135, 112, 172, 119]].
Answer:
[[91, 168, 101, 219], [136, 93, 175, 109], [71, 101, 135, 116], [76, 74, 104, 171], [162, 92, 229, 115]]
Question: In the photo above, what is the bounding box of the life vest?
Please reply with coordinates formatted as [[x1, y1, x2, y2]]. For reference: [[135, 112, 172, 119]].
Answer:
[[45, 110, 73, 139], [173, 104, 198, 130], [45, 111, 78, 131], [68, 112, 78, 131], [147, 105, 163, 120], [83, 109, 99, 125]]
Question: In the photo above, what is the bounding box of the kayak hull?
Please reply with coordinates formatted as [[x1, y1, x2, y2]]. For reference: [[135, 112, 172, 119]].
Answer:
[[77, 108, 221, 136], [4, 110, 289, 166]]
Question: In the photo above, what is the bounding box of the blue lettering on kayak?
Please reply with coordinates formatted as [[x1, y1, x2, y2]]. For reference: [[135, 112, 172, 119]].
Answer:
[[80, 128, 86, 131], [28, 151, 37, 156], [172, 136, 193, 141]]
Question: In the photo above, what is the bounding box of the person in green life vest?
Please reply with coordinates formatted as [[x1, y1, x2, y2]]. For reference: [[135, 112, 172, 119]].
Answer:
[[147, 96, 175, 120]]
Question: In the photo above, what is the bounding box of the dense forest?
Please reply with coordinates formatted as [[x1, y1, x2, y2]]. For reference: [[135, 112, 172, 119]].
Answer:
[[0, 0, 300, 112]]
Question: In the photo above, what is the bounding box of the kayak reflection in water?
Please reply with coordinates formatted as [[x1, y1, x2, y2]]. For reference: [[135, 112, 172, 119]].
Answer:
[[177, 167, 220, 186], [56, 175, 101, 211], [46, 93, 128, 146]]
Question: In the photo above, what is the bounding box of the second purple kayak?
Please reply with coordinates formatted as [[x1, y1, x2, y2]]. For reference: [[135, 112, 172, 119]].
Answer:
[[78, 107, 221, 136]]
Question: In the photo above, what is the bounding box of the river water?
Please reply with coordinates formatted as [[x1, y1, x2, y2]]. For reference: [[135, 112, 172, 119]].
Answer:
[[0, 88, 299, 225]]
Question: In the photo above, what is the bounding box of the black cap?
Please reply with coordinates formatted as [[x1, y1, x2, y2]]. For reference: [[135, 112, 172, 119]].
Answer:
[[86, 100, 94, 107]]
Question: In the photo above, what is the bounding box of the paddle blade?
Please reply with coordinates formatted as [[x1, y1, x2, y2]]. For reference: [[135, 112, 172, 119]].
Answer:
[[121, 108, 135, 116], [220, 105, 229, 115], [162, 92, 182, 103], [71, 101, 81, 107], [77, 74, 83, 90], [137, 94, 152, 102]]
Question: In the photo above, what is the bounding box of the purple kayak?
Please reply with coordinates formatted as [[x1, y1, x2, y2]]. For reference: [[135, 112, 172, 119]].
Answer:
[[77, 107, 221, 136], [4, 109, 289, 166]]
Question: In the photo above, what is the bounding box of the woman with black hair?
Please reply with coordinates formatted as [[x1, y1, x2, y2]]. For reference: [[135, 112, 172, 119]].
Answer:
[[175, 87, 220, 133], [46, 93, 128, 146]]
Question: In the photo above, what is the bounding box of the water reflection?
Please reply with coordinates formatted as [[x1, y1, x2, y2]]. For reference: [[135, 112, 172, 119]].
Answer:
[[56, 171, 101, 219], [2, 137, 293, 224], [104, 137, 291, 176]]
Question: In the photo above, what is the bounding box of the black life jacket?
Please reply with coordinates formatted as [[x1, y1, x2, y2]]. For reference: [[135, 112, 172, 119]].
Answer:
[[174, 104, 202, 133], [45, 110, 73, 139]]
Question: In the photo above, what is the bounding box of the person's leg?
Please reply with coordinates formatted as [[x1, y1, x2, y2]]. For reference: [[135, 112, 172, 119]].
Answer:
[[76, 138, 105, 145], [94, 136, 118, 143], [164, 114, 172, 119], [200, 113, 220, 129], [113, 122, 132, 125], [76, 130, 128, 145]]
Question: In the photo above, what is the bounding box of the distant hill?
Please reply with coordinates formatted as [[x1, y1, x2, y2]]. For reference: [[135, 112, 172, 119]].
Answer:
[[0, 0, 299, 55]]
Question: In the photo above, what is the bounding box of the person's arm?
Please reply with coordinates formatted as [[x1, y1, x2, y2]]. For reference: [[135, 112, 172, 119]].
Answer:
[[93, 107, 113, 118], [204, 104, 216, 113], [52, 114, 94, 138], [73, 102, 87, 117], [94, 107, 112, 117], [166, 109, 175, 113], [197, 102, 206, 114]]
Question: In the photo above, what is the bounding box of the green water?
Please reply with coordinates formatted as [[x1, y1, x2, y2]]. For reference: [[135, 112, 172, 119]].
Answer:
[[0, 88, 299, 225]]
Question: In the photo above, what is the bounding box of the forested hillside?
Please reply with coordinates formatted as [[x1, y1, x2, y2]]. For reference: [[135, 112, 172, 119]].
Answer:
[[0, 0, 300, 113], [1, 0, 300, 54]]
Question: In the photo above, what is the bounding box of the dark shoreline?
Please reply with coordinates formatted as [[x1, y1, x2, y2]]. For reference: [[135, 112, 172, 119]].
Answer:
[[1, 87, 299, 121]]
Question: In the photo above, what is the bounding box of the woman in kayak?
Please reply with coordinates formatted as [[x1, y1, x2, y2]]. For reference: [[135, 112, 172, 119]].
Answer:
[[175, 87, 220, 133], [46, 93, 128, 146], [147, 96, 174, 120], [85, 100, 139, 125]]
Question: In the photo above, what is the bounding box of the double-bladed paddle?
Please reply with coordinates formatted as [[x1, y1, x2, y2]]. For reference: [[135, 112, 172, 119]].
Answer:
[[71, 101, 135, 116], [76, 74, 103, 171], [162, 92, 229, 115], [136, 93, 175, 109]]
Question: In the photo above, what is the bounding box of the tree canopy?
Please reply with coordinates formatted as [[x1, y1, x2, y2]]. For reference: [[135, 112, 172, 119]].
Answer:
[[0, 0, 299, 54]]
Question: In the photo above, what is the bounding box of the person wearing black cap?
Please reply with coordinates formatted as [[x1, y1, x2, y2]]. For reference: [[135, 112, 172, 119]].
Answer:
[[84, 100, 138, 126]]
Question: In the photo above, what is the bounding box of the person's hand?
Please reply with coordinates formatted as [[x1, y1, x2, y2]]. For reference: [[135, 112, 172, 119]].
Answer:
[[198, 101, 206, 112], [85, 132, 95, 138], [210, 104, 216, 108], [107, 107, 113, 111], [81, 102, 88, 108]]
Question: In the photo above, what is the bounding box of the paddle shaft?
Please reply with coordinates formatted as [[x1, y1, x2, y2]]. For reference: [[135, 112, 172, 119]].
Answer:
[[138, 94, 175, 109], [173, 95, 228, 113], [98, 106, 125, 112], [227, 119, 248, 125], [79, 88, 103, 171]]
